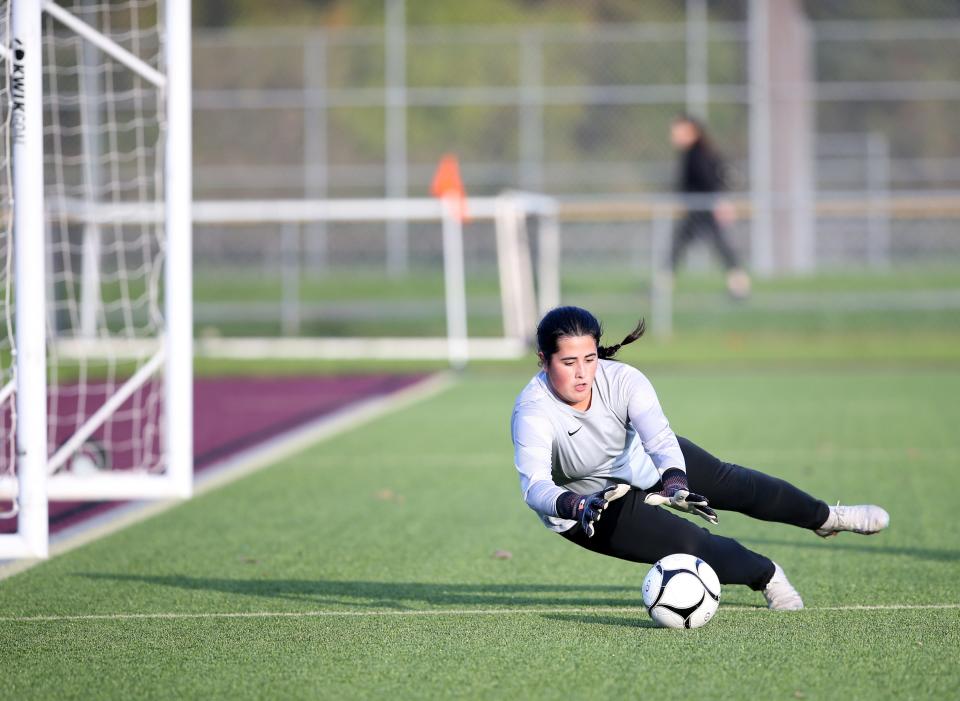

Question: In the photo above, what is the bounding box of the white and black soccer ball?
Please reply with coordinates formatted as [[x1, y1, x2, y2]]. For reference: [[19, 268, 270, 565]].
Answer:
[[642, 553, 721, 629]]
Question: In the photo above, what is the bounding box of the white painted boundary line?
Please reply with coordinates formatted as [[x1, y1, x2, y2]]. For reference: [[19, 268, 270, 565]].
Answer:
[[0, 372, 456, 581], [2, 603, 958, 623], [708, 449, 960, 462]]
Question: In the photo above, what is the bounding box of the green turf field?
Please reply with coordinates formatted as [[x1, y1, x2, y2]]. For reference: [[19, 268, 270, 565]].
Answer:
[[1, 361, 958, 699]]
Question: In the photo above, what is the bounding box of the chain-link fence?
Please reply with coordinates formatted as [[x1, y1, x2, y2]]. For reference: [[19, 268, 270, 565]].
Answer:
[[191, 2, 960, 276], [183, 1, 960, 342], [193, 7, 960, 191]]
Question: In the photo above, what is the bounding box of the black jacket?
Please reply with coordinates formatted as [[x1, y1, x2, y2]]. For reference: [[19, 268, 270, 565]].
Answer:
[[677, 139, 726, 194]]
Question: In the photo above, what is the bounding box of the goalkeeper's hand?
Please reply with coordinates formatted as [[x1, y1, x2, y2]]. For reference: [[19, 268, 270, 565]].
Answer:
[[558, 484, 630, 538], [643, 468, 718, 524]]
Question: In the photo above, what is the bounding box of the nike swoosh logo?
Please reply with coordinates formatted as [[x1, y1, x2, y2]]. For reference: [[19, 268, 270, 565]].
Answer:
[[567, 426, 582, 436]]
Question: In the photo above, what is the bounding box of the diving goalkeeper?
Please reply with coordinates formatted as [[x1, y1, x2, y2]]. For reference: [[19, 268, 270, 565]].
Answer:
[[511, 306, 890, 610]]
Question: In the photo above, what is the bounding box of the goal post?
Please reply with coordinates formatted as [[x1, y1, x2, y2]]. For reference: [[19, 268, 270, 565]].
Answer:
[[187, 192, 559, 367], [164, 0, 193, 500], [0, 0, 193, 559], [3, 0, 49, 559]]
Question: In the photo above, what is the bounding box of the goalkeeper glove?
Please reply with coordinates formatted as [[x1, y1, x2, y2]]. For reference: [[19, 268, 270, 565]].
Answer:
[[557, 484, 630, 538], [643, 468, 718, 524]]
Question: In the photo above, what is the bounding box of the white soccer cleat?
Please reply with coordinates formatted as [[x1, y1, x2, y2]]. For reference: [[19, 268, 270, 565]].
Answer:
[[726, 269, 751, 300], [763, 562, 804, 611], [815, 504, 890, 538]]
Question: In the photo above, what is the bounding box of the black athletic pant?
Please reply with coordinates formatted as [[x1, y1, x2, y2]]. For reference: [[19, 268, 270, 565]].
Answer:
[[670, 210, 739, 271], [561, 436, 830, 591]]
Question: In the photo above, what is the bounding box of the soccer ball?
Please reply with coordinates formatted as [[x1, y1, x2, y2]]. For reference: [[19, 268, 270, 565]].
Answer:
[[642, 553, 721, 629]]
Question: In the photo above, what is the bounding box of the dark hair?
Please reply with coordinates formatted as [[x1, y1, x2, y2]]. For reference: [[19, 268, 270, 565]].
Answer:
[[672, 113, 706, 133], [673, 113, 721, 159], [536, 306, 645, 362]]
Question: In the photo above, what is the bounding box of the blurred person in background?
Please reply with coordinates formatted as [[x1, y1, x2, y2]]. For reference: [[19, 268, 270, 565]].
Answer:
[[667, 114, 751, 300]]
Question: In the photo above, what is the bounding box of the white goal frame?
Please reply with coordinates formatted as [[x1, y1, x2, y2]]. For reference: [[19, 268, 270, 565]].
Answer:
[[49, 192, 560, 367], [0, 0, 193, 559], [189, 193, 560, 368]]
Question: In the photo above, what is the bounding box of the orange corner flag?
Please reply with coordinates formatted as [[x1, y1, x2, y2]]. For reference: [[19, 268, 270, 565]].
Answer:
[[430, 153, 469, 222]]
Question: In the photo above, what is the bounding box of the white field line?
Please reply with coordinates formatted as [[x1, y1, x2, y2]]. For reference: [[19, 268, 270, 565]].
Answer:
[[1, 603, 959, 624], [0, 373, 457, 581], [707, 449, 960, 463]]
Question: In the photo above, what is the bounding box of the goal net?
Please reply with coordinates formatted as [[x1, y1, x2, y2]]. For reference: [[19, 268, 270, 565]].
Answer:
[[0, 0, 192, 559]]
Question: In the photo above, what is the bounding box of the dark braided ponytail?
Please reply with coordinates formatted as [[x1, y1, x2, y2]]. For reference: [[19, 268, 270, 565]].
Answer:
[[597, 318, 646, 359], [536, 306, 645, 362]]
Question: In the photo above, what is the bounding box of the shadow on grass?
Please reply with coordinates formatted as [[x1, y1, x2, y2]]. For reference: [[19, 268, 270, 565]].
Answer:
[[542, 613, 659, 629], [74, 575, 649, 609], [738, 536, 960, 563]]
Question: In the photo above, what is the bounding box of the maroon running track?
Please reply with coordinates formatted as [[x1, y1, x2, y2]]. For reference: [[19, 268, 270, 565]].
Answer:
[[1, 374, 426, 536]]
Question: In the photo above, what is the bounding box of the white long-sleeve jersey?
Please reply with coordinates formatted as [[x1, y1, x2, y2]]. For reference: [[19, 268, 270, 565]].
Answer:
[[511, 359, 686, 532]]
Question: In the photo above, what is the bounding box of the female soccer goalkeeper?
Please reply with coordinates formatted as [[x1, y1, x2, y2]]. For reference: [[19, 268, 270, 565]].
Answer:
[[511, 306, 889, 610]]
